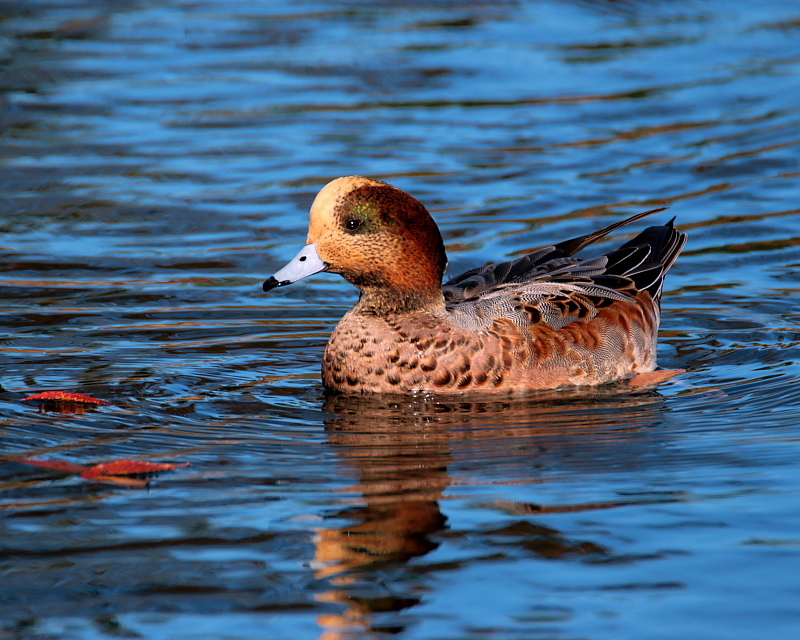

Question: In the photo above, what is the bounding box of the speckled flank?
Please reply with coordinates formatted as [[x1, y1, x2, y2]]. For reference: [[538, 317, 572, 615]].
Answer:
[[267, 176, 687, 395], [323, 292, 659, 394]]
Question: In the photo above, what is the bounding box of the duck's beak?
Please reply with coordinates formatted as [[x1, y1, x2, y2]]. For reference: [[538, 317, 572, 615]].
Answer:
[[263, 243, 327, 292]]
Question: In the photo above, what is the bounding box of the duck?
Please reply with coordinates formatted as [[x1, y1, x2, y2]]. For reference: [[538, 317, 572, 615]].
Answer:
[[263, 176, 687, 395]]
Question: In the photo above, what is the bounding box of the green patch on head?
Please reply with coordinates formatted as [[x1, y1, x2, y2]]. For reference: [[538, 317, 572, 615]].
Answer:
[[337, 192, 396, 235]]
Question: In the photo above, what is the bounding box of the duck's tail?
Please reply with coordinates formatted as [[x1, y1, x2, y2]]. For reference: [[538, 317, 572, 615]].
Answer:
[[551, 207, 669, 257], [600, 217, 687, 301]]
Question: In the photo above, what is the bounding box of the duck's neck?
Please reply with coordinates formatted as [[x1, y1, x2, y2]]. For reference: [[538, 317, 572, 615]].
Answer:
[[354, 286, 445, 317]]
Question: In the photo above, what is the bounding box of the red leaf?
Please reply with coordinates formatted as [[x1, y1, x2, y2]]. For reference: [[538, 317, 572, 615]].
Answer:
[[23, 391, 111, 405], [87, 475, 150, 488], [13, 457, 188, 488], [80, 460, 190, 479], [16, 458, 89, 474]]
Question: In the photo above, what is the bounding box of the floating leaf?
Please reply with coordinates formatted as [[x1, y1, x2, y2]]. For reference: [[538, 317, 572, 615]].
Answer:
[[22, 391, 111, 405], [13, 457, 188, 487], [86, 475, 149, 488], [81, 460, 190, 479], [15, 458, 88, 474]]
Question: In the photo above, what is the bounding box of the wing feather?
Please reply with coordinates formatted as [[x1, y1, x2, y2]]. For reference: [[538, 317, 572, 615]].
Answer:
[[445, 210, 687, 333]]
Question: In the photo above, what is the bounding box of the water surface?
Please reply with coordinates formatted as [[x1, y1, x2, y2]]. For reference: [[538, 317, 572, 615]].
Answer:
[[3, 1, 800, 638]]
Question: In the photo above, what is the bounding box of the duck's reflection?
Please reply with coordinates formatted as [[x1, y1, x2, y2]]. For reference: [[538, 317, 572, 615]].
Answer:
[[312, 386, 669, 639]]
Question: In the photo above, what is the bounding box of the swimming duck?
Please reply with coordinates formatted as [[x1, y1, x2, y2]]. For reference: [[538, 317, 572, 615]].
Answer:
[[263, 176, 686, 395]]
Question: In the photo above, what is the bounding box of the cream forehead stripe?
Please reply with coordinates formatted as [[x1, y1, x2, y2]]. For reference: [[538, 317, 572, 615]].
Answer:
[[308, 176, 385, 242]]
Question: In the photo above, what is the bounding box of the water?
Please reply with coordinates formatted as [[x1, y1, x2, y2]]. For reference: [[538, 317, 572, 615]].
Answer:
[[2, 0, 800, 638]]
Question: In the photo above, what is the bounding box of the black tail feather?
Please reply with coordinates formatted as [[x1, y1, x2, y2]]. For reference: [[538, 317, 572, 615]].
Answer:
[[552, 207, 669, 257], [605, 220, 687, 299]]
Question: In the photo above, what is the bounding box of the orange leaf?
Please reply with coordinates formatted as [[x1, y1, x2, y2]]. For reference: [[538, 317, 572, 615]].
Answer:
[[80, 460, 190, 479], [23, 391, 111, 405], [16, 458, 89, 474], [86, 475, 150, 488]]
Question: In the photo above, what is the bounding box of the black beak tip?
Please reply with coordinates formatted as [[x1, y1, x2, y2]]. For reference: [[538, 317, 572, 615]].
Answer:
[[262, 277, 287, 292]]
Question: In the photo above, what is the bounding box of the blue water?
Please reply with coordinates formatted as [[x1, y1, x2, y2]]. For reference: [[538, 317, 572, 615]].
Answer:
[[3, 0, 800, 638]]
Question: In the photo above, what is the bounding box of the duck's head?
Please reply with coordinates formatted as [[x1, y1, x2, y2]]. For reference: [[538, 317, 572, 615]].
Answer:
[[263, 176, 447, 309]]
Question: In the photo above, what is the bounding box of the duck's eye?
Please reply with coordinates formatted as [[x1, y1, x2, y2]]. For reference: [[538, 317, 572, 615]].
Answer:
[[344, 219, 363, 232]]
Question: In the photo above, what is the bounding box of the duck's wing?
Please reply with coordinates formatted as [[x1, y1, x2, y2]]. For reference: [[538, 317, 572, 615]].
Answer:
[[443, 207, 667, 303], [444, 212, 686, 333]]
